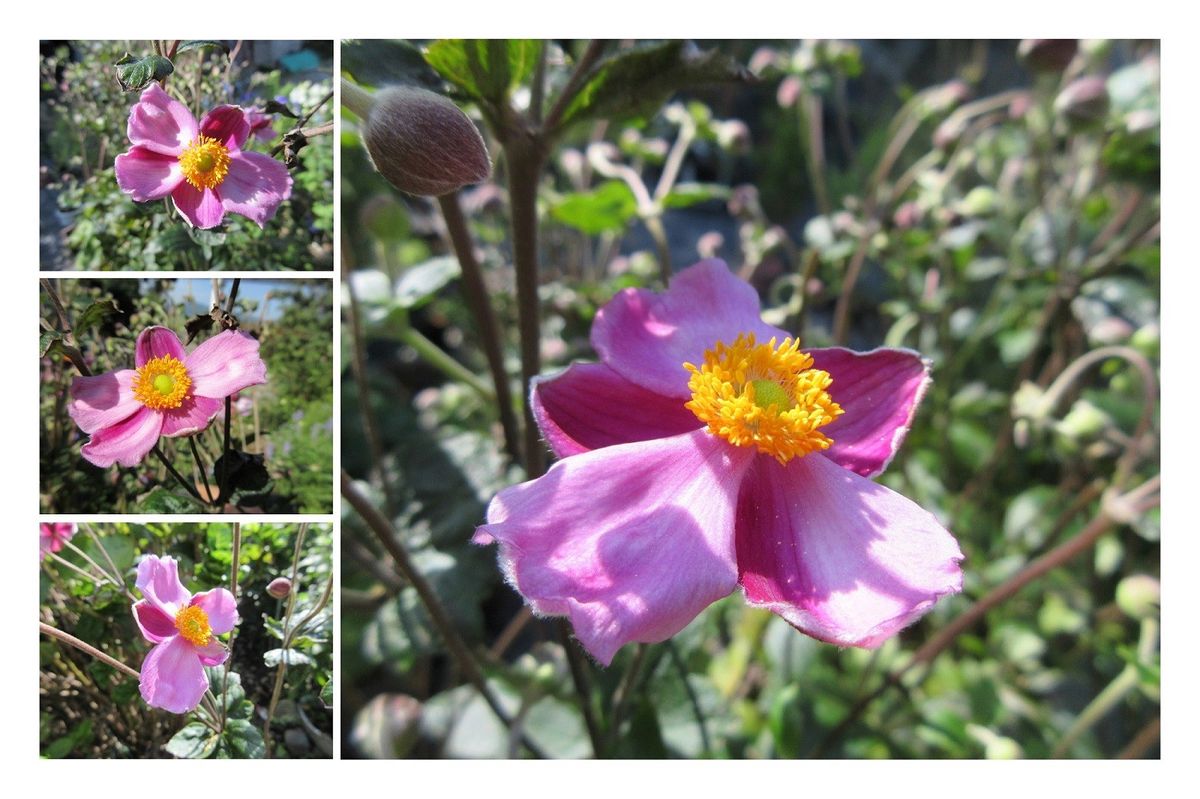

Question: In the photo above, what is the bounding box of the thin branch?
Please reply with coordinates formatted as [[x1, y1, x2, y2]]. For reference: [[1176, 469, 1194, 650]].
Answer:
[[543, 40, 608, 135], [40, 622, 140, 680]]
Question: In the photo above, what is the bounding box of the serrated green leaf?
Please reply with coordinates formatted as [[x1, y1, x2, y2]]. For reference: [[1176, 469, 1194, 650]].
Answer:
[[222, 719, 265, 759], [424, 39, 539, 106], [550, 181, 639, 235], [320, 680, 334, 708], [114, 53, 174, 92], [176, 40, 229, 56], [342, 39, 443, 90], [264, 648, 315, 667], [558, 41, 752, 129], [164, 722, 219, 759], [40, 329, 65, 359], [76, 298, 120, 332]]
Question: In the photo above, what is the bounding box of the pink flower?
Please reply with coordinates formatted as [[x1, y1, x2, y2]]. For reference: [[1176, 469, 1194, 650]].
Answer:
[[132, 555, 237, 713], [245, 107, 277, 142], [40, 523, 77, 560], [475, 260, 964, 665], [114, 83, 293, 229], [68, 326, 268, 468]]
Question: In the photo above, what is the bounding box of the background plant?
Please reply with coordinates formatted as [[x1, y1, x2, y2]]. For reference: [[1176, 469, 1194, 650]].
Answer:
[[340, 40, 1158, 759], [41, 277, 334, 513], [39, 522, 333, 759], [40, 39, 333, 271]]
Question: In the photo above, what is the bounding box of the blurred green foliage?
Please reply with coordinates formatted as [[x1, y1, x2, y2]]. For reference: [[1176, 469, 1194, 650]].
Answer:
[[341, 40, 1159, 759], [40, 523, 332, 759]]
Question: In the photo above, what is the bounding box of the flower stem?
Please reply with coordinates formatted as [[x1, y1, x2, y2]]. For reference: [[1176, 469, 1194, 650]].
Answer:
[[263, 523, 307, 758], [437, 192, 522, 465], [46, 552, 111, 588], [40, 621, 140, 680], [217, 279, 240, 508], [341, 471, 548, 758], [189, 436, 215, 504], [398, 325, 495, 400], [82, 524, 135, 601], [151, 444, 208, 506], [542, 41, 607, 135], [339, 78, 374, 119], [604, 643, 650, 754]]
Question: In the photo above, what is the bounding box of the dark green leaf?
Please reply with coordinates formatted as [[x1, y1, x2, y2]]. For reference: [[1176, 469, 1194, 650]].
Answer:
[[551, 181, 639, 235], [320, 680, 334, 708], [342, 39, 444, 91], [222, 719, 265, 759], [263, 99, 299, 119], [176, 41, 229, 56], [76, 298, 120, 331], [164, 722, 219, 759], [44, 720, 94, 758], [138, 485, 204, 513], [661, 182, 732, 209], [114, 53, 174, 92], [264, 648, 315, 667], [557, 41, 753, 129], [40, 330, 64, 359], [212, 450, 271, 493]]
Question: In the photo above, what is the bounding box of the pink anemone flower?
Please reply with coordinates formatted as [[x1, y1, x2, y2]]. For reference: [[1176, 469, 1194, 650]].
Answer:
[[40, 523, 77, 560], [132, 555, 237, 713], [68, 326, 268, 468], [114, 83, 292, 229], [475, 260, 964, 665]]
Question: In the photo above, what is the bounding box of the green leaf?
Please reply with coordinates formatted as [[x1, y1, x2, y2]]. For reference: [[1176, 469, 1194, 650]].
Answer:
[[165, 722, 219, 759], [320, 680, 334, 708], [557, 41, 752, 129], [114, 53, 174, 92], [222, 719, 265, 759], [550, 181, 639, 235], [138, 485, 203, 513], [661, 182, 731, 210], [76, 298, 120, 331], [395, 256, 461, 309], [342, 39, 443, 90], [264, 648, 315, 667], [424, 39, 540, 106], [175, 40, 229, 56], [40, 329, 65, 359], [44, 720, 94, 758]]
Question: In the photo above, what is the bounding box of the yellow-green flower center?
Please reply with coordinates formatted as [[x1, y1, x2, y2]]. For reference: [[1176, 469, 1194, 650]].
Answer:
[[132, 355, 192, 410], [174, 605, 213, 647], [684, 334, 844, 465], [178, 135, 231, 190]]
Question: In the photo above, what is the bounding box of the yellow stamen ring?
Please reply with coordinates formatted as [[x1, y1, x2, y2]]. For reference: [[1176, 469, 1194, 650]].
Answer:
[[132, 355, 192, 410], [178, 135, 231, 191], [174, 605, 213, 647], [685, 334, 844, 465]]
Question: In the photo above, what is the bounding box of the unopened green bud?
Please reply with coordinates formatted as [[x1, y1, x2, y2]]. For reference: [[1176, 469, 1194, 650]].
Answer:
[[1116, 574, 1160, 620], [1056, 399, 1111, 441], [354, 84, 492, 197]]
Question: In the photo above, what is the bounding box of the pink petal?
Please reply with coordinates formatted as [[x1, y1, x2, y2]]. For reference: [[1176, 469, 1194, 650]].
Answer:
[[809, 347, 933, 478], [217, 151, 293, 228], [190, 588, 238, 635], [194, 639, 229, 667], [186, 330, 268, 400], [591, 259, 789, 398], [114, 146, 182, 201], [139, 636, 209, 714], [160, 395, 223, 438], [199, 104, 250, 150], [135, 555, 192, 617], [133, 600, 178, 644], [532, 362, 702, 458], [736, 453, 963, 647], [80, 406, 163, 468], [126, 82, 198, 156], [68, 369, 139, 434], [476, 429, 754, 665], [172, 182, 225, 229], [135, 326, 187, 368]]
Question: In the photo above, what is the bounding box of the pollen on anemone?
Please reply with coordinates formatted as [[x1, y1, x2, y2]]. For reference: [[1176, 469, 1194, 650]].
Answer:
[[132, 554, 238, 713], [114, 83, 292, 230], [67, 326, 267, 468], [474, 259, 964, 665]]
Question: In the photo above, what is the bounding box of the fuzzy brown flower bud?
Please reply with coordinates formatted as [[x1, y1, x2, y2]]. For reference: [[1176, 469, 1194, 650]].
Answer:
[[1054, 76, 1110, 127], [1018, 39, 1078, 73], [360, 86, 492, 197], [267, 577, 292, 599]]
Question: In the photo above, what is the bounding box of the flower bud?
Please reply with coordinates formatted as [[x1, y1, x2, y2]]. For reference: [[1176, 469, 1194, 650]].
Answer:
[[1115, 574, 1160, 620], [267, 577, 292, 599], [1018, 39, 1078, 73], [361, 86, 492, 197], [1054, 76, 1110, 128]]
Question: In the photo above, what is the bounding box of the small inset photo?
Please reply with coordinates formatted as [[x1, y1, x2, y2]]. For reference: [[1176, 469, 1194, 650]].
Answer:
[[40, 277, 333, 514], [39, 522, 333, 759], [39, 40, 333, 271]]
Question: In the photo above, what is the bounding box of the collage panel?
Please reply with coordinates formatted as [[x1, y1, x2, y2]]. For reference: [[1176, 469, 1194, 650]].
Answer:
[[40, 276, 334, 514], [39, 521, 333, 759], [339, 39, 1160, 760], [39, 40, 333, 272]]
